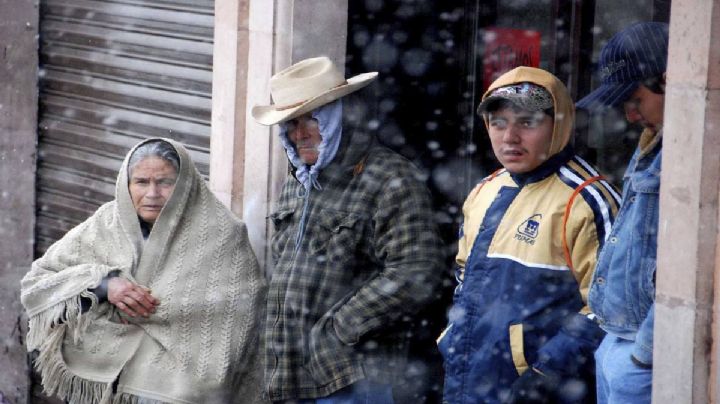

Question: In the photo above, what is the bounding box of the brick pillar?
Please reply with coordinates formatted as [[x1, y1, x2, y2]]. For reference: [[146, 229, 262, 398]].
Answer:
[[654, 1, 720, 402]]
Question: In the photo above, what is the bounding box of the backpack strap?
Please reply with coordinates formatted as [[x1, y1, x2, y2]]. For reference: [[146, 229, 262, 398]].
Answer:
[[562, 175, 605, 275], [476, 168, 504, 192]]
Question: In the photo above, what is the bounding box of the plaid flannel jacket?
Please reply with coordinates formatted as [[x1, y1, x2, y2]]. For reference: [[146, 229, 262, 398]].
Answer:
[[265, 131, 443, 401]]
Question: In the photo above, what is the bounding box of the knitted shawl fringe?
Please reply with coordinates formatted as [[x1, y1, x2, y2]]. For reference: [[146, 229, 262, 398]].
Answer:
[[27, 289, 100, 352], [35, 319, 114, 404], [38, 332, 171, 404]]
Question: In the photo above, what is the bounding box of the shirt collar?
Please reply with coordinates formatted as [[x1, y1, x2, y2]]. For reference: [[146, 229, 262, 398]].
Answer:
[[509, 144, 574, 187]]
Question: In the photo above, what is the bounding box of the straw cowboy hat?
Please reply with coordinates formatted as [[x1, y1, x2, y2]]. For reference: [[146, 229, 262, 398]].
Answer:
[[251, 56, 378, 126]]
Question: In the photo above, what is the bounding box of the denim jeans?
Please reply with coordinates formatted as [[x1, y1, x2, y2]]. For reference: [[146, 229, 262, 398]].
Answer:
[[283, 380, 394, 404], [595, 335, 652, 404]]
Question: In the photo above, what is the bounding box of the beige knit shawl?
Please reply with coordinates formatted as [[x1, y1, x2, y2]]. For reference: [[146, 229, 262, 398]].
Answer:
[[21, 138, 267, 404]]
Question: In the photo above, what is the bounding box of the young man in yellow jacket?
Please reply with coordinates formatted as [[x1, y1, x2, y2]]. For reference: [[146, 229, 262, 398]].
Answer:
[[439, 66, 620, 403]]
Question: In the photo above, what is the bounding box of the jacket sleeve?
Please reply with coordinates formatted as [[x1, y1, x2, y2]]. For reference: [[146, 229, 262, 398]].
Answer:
[[331, 174, 443, 345], [455, 222, 469, 278], [632, 302, 654, 365], [454, 181, 488, 283], [534, 198, 609, 376], [20, 208, 125, 352]]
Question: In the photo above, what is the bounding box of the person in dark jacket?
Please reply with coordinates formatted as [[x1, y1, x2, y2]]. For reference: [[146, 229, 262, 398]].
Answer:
[[438, 66, 620, 404], [578, 22, 669, 404], [251, 56, 443, 403]]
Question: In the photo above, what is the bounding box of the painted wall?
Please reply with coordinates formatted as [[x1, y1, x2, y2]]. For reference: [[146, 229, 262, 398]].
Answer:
[[0, 0, 39, 402]]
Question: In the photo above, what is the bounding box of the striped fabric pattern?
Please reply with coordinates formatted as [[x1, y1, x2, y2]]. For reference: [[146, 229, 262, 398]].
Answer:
[[559, 157, 622, 245], [576, 22, 669, 110]]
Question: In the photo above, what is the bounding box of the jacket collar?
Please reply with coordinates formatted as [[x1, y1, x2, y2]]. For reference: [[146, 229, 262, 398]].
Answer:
[[509, 144, 574, 187], [638, 128, 662, 158]]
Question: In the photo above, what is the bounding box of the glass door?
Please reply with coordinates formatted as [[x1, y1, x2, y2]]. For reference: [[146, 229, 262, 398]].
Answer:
[[345, 1, 670, 401]]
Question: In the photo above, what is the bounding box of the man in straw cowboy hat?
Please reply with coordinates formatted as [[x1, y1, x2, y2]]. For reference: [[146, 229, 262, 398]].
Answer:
[[252, 56, 443, 403]]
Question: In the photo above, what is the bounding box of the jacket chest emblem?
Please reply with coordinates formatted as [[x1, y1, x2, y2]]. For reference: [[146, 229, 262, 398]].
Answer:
[[515, 214, 542, 245]]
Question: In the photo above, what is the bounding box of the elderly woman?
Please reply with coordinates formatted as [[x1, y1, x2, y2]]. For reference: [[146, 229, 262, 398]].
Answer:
[[21, 138, 267, 404]]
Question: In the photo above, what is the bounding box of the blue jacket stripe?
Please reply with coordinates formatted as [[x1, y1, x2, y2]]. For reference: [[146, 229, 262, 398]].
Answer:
[[599, 179, 622, 206], [573, 156, 622, 204], [559, 166, 613, 245]]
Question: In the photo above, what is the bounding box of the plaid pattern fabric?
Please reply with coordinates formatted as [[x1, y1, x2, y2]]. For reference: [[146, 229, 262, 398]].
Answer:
[[265, 133, 443, 401]]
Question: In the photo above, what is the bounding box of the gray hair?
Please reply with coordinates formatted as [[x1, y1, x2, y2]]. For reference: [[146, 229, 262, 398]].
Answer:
[[128, 140, 180, 175]]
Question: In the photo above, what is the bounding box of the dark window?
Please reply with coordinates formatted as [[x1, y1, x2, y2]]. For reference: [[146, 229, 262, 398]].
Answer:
[[346, 1, 670, 401]]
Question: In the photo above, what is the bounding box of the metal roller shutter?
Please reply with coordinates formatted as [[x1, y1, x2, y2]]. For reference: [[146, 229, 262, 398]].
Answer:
[[36, 0, 214, 254]]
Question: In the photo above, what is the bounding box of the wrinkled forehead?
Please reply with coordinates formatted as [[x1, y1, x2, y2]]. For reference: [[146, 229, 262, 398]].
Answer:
[[128, 156, 179, 177]]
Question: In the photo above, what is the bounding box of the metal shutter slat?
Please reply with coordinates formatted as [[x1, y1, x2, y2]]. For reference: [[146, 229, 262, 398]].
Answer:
[[36, 0, 213, 256]]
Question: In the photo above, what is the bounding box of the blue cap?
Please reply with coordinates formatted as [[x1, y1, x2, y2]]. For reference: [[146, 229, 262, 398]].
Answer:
[[576, 22, 669, 111]]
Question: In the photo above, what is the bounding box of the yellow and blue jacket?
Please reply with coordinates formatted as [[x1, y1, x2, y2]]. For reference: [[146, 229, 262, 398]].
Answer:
[[439, 67, 621, 403], [439, 148, 620, 402]]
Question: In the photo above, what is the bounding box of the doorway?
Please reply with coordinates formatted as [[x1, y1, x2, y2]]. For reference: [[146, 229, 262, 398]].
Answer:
[[346, 0, 671, 402]]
